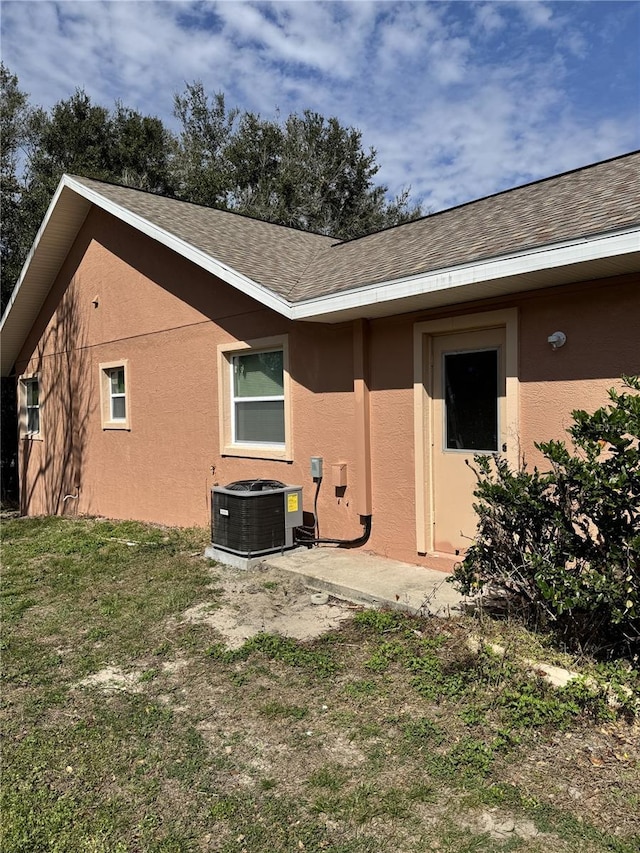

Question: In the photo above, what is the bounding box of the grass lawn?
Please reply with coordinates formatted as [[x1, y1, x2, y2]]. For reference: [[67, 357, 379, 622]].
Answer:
[[2, 516, 639, 852]]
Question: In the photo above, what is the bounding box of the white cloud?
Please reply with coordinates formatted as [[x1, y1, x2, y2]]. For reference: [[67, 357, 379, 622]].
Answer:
[[1, 0, 638, 212], [475, 3, 506, 34], [515, 1, 556, 30]]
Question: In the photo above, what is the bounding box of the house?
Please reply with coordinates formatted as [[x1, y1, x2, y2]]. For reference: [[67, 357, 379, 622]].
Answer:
[[1, 151, 639, 568]]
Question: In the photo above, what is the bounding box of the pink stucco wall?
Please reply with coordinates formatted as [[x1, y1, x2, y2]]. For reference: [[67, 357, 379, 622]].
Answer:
[[15, 207, 639, 566]]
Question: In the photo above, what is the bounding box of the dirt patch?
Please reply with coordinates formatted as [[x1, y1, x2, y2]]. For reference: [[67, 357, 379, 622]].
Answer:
[[181, 563, 355, 648], [75, 665, 144, 693], [464, 809, 539, 841]]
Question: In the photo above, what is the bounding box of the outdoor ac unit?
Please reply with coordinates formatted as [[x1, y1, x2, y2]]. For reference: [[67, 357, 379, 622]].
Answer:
[[211, 479, 303, 557]]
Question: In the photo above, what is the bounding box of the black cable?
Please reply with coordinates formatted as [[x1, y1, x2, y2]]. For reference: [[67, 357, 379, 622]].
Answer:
[[313, 476, 321, 538], [294, 516, 372, 549], [293, 474, 372, 549]]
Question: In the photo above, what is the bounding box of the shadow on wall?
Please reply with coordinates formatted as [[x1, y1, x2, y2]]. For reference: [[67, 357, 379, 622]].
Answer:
[[20, 282, 93, 516]]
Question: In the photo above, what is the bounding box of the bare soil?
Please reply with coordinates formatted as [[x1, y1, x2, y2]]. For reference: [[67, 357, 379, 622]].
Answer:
[[180, 562, 356, 647]]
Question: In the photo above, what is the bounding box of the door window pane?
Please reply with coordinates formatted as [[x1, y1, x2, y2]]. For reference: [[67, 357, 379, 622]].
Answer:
[[444, 349, 498, 451]]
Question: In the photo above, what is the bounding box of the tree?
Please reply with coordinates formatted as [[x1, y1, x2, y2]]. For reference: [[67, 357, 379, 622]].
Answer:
[[1, 63, 36, 313], [20, 89, 176, 266], [173, 82, 422, 238], [243, 108, 424, 238], [110, 102, 176, 194], [173, 82, 237, 207]]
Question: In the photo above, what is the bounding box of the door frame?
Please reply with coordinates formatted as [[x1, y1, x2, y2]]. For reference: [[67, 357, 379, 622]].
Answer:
[[413, 308, 519, 554]]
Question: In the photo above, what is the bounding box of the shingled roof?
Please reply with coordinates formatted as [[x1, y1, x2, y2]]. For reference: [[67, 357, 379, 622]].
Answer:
[[72, 177, 334, 299], [58, 151, 640, 304], [292, 150, 640, 301], [2, 150, 639, 376]]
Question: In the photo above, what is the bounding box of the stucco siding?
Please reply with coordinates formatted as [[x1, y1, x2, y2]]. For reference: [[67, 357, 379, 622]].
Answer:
[[15, 209, 363, 535], [15, 205, 639, 567]]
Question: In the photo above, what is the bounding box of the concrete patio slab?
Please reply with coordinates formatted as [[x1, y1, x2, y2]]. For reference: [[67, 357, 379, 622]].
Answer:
[[264, 546, 464, 617]]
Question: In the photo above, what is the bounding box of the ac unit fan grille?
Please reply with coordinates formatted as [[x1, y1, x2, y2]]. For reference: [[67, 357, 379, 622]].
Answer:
[[212, 489, 285, 556]]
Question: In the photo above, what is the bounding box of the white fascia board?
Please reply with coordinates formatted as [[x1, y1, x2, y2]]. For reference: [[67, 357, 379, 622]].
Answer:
[[62, 176, 295, 319], [291, 226, 640, 320]]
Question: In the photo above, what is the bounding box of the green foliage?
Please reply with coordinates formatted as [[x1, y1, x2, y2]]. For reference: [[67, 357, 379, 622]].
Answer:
[[452, 377, 640, 659], [173, 84, 422, 238], [353, 609, 406, 632], [210, 631, 339, 677]]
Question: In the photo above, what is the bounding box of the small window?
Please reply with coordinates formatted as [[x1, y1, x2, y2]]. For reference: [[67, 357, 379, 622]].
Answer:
[[19, 375, 41, 438], [218, 336, 291, 460], [100, 360, 130, 429], [25, 377, 40, 434], [108, 367, 127, 421]]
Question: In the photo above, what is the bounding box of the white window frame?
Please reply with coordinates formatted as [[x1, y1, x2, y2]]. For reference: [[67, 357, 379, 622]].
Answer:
[[19, 373, 42, 440], [218, 335, 292, 461], [99, 360, 131, 430]]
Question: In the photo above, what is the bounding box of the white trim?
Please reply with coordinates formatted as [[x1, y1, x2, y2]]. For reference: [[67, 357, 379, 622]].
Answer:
[[2, 173, 638, 377]]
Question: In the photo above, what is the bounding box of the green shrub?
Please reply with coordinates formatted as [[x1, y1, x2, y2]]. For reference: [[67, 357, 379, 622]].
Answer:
[[452, 377, 639, 659]]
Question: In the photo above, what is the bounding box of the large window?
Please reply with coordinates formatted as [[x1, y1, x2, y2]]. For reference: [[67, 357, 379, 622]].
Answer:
[[19, 375, 41, 438], [218, 336, 291, 460], [100, 360, 130, 429], [232, 350, 285, 445]]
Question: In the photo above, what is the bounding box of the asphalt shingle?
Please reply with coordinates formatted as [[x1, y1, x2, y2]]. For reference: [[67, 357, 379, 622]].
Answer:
[[74, 151, 640, 305]]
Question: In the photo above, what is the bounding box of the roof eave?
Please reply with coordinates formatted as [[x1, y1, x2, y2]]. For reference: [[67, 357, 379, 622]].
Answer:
[[2, 176, 638, 377], [0, 175, 296, 377], [291, 227, 640, 323], [0, 179, 93, 377]]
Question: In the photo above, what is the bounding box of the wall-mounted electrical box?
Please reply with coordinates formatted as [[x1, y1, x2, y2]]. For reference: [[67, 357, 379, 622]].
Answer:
[[332, 463, 347, 488], [310, 456, 323, 479]]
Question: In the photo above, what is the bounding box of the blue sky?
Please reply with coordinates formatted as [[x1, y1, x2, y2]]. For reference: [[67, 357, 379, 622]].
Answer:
[[2, 0, 639, 212]]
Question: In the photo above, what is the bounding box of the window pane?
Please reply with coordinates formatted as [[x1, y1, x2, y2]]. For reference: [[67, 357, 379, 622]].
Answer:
[[234, 351, 283, 398], [444, 349, 498, 451], [27, 408, 40, 434], [112, 396, 126, 420], [235, 400, 285, 444], [110, 368, 125, 395], [26, 379, 38, 406]]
